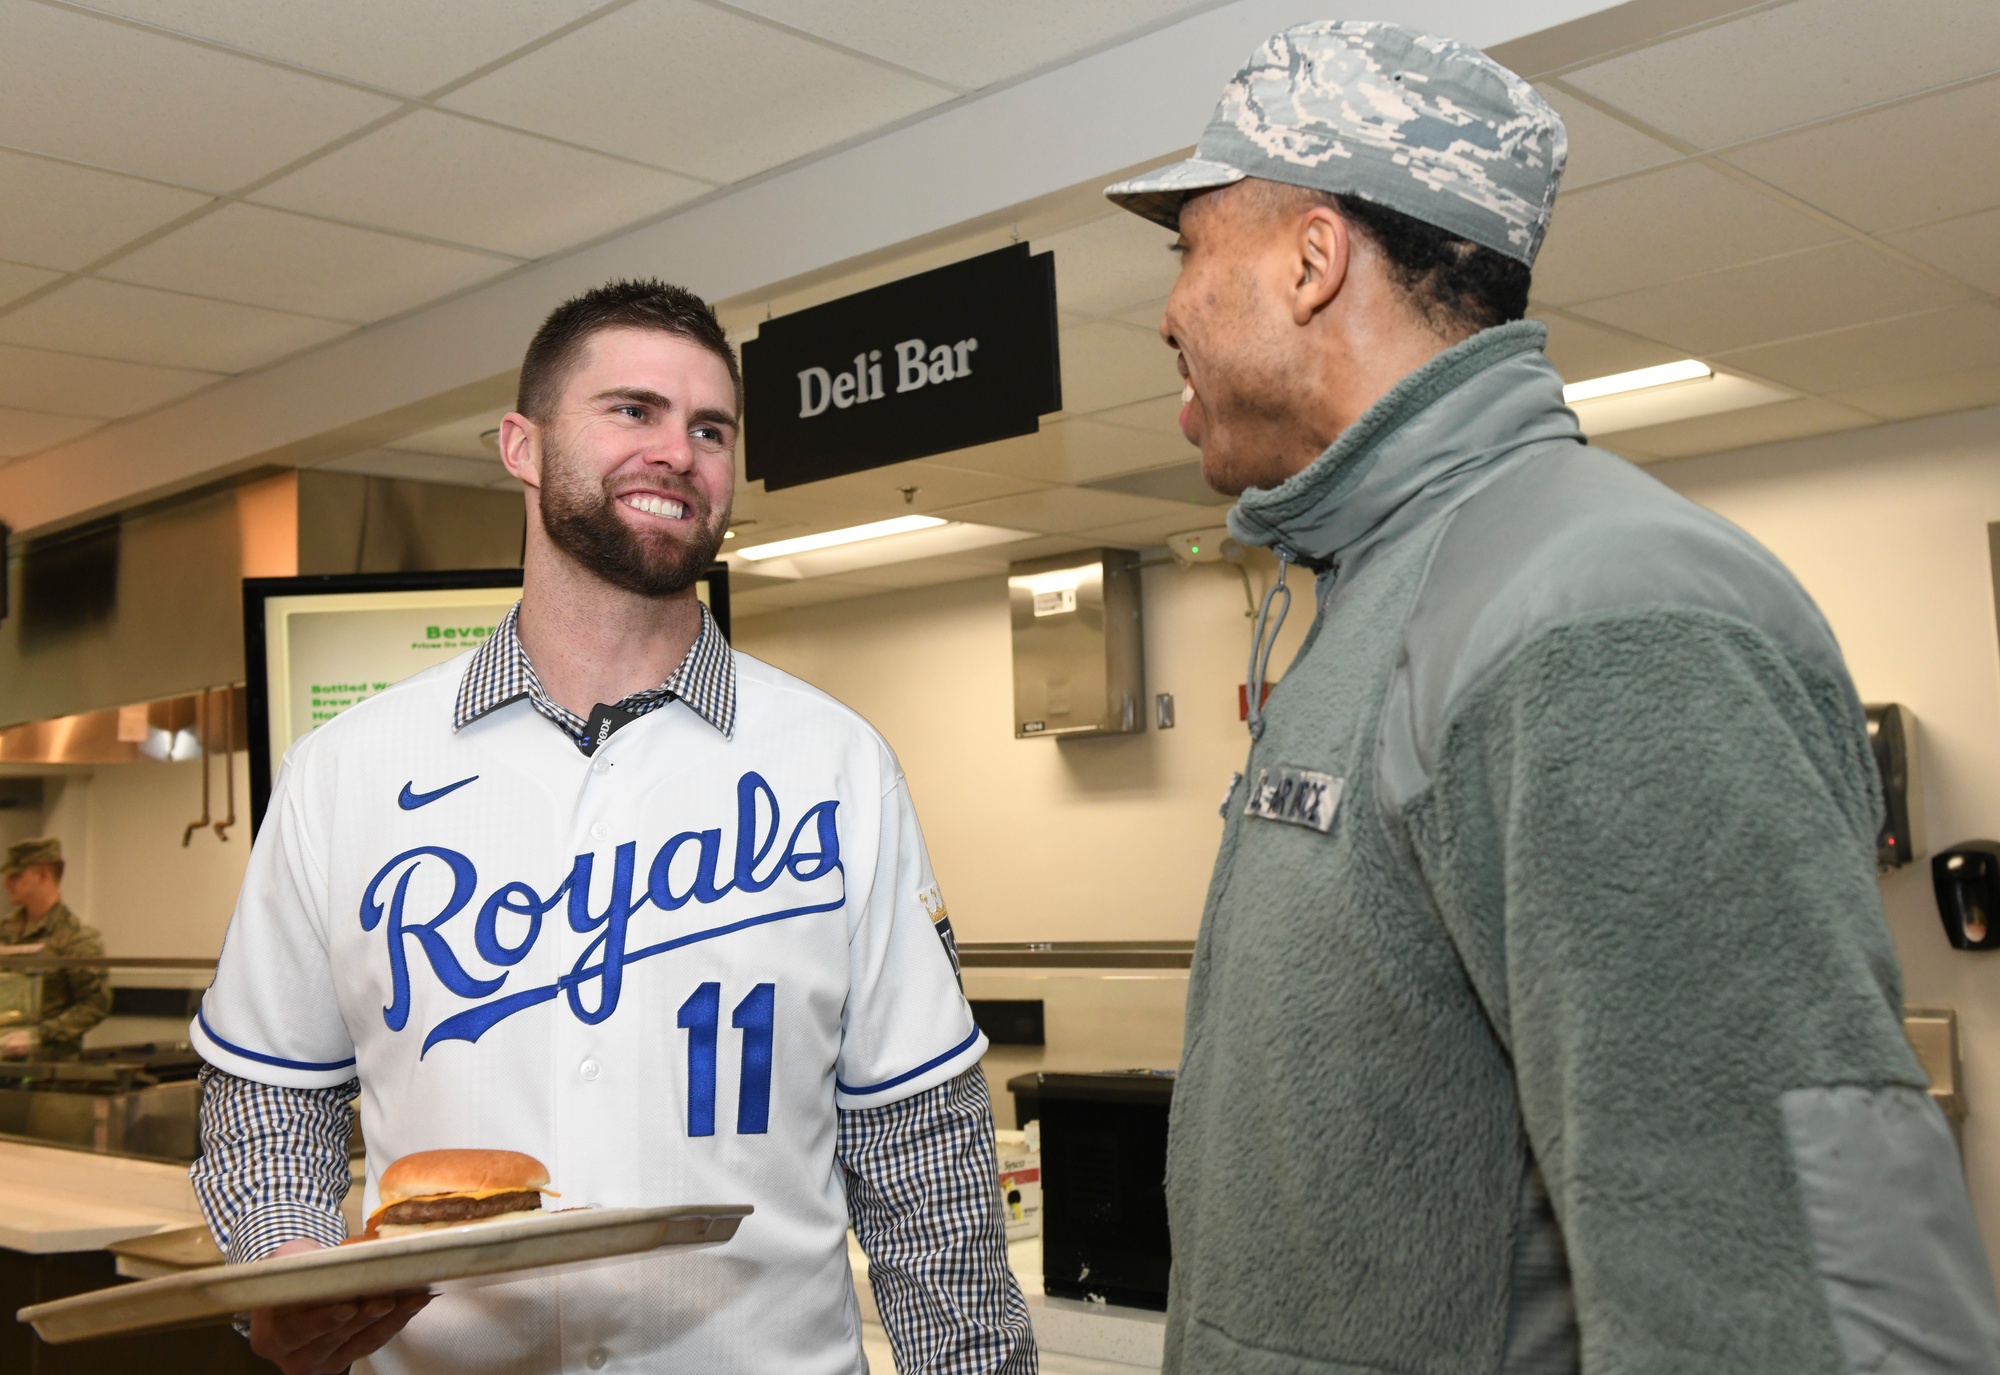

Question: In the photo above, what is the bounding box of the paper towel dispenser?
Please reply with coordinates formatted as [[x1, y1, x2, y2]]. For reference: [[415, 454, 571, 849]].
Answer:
[[1865, 703, 1922, 871], [1010, 549, 1144, 739]]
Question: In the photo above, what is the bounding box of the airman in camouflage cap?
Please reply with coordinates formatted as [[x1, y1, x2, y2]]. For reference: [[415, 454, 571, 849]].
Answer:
[[1, 836, 61, 877], [1106, 20, 1567, 264]]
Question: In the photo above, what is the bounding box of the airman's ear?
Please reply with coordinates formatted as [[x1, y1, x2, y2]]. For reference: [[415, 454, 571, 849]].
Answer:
[[1294, 204, 1350, 325], [498, 413, 543, 489]]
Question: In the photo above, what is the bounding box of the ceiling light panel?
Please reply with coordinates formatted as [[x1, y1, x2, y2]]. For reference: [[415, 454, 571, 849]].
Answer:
[[1568, 371, 1789, 435], [0, 3, 396, 190], [252, 111, 708, 259], [0, 279, 350, 373], [440, 0, 954, 182], [78, 0, 610, 97], [0, 343, 221, 419], [1562, 359, 1710, 404], [1562, 0, 2000, 148], [736, 515, 946, 561], [101, 203, 516, 323], [1530, 163, 1840, 306], [1721, 79, 2000, 235], [724, 0, 1213, 90], [0, 150, 213, 273]]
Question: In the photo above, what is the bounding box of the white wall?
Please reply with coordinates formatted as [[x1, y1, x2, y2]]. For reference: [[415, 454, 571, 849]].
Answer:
[[734, 555, 1314, 944], [42, 755, 252, 960], [1653, 403, 2000, 1257]]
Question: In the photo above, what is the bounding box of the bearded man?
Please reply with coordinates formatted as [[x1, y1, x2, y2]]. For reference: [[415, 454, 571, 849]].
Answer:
[[189, 281, 1035, 1375]]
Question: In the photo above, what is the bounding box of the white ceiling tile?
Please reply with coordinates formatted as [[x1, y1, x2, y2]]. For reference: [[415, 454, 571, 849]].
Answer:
[[0, 279, 351, 372], [387, 413, 509, 459], [1082, 459, 1230, 507], [0, 3, 397, 190], [727, 0, 1210, 89], [1830, 362, 2000, 423], [0, 262, 62, 309], [78, 0, 609, 96], [1037, 211, 1181, 318], [0, 342, 221, 417], [1717, 302, 2000, 394], [1571, 241, 1973, 355], [1538, 86, 1680, 191], [1571, 372, 1792, 436], [1563, 0, 2000, 147], [102, 203, 516, 322], [1604, 397, 1873, 462], [753, 458, 1049, 516], [1059, 319, 1179, 415], [253, 111, 708, 259], [0, 407, 105, 459], [944, 415, 1193, 486], [312, 447, 511, 488], [441, 0, 954, 182], [1531, 311, 1687, 382], [938, 485, 1196, 535], [1722, 79, 2000, 233], [821, 555, 1013, 592], [1884, 207, 2000, 295], [1086, 394, 1183, 436], [0, 149, 213, 271], [1531, 162, 1840, 305], [1076, 506, 1228, 548]]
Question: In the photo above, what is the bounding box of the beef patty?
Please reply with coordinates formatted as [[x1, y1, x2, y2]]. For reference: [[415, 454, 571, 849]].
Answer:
[[377, 1190, 543, 1225]]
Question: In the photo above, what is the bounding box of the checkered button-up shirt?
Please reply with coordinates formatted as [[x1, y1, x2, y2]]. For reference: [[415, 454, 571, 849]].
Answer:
[[191, 607, 1035, 1373]]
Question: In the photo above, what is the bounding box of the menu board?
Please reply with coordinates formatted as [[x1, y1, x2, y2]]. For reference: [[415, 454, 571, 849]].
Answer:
[[264, 585, 524, 765], [245, 569, 727, 834]]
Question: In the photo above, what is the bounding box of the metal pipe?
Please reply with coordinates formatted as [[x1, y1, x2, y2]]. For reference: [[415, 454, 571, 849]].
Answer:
[[181, 690, 211, 847], [213, 688, 235, 841]]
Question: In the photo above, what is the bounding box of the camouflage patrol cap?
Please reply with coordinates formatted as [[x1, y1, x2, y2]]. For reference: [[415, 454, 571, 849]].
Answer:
[[1105, 20, 1567, 265], [2, 837, 61, 876]]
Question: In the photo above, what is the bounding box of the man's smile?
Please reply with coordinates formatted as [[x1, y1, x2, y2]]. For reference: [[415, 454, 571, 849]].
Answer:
[[620, 491, 689, 520]]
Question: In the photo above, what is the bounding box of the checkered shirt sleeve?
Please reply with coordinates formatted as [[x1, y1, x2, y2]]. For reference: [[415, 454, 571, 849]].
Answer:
[[839, 1064, 1038, 1374], [190, 1064, 356, 1263]]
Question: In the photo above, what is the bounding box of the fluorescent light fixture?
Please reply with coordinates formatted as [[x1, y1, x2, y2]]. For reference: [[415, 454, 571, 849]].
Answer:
[[735, 515, 945, 561], [1562, 359, 1712, 404]]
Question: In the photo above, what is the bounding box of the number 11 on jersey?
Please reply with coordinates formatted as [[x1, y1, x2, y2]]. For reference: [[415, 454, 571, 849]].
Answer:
[[678, 982, 775, 1137]]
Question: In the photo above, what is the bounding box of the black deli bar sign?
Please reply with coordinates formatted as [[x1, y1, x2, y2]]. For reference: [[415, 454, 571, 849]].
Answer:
[[742, 243, 1060, 491]]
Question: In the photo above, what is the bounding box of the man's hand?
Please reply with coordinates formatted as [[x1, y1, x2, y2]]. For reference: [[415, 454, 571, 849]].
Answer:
[[0, 1029, 34, 1058], [247, 1239, 432, 1375]]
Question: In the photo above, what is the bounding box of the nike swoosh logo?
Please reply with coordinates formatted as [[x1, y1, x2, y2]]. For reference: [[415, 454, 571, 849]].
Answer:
[[398, 775, 479, 811]]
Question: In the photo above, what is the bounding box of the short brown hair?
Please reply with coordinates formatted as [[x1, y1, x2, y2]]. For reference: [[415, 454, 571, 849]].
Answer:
[[517, 279, 741, 422]]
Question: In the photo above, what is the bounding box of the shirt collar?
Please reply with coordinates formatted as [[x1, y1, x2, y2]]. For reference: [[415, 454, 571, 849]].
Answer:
[[453, 600, 736, 743]]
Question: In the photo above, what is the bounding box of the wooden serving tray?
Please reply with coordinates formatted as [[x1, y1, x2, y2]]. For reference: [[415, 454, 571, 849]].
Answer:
[[19, 1203, 751, 1344]]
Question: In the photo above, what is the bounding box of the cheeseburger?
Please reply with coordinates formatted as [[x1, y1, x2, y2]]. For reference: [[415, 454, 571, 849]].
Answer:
[[364, 1149, 555, 1239]]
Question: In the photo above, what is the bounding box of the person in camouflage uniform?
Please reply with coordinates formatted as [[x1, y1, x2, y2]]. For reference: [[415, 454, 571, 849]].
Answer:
[[0, 837, 110, 1056]]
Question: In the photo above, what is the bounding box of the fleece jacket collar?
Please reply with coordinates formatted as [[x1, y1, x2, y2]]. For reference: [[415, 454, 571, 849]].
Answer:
[[1226, 319, 1582, 571]]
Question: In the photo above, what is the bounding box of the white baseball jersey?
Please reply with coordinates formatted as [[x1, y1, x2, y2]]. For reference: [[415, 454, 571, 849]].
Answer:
[[193, 648, 986, 1374]]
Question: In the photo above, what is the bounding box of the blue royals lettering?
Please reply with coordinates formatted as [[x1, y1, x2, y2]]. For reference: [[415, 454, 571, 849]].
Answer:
[[360, 772, 842, 1055]]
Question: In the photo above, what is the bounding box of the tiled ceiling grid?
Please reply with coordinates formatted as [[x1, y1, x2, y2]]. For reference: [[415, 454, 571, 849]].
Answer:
[[0, 0, 1221, 462]]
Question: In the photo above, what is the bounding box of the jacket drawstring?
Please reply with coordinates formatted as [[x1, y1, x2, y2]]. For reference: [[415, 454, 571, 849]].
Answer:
[[1245, 549, 1294, 739]]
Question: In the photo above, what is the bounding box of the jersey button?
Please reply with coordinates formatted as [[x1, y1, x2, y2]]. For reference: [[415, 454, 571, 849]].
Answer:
[[579, 1059, 601, 1082], [591, 757, 611, 775], [590, 821, 608, 841], [586, 1349, 608, 1370]]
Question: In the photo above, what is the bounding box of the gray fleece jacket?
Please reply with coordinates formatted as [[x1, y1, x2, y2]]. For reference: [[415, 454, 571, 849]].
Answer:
[[1165, 320, 2000, 1375]]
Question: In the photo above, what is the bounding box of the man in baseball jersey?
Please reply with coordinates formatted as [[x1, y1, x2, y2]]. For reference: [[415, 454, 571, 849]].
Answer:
[[190, 280, 1036, 1375]]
